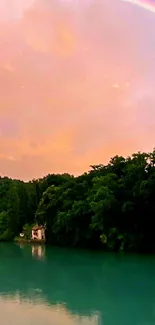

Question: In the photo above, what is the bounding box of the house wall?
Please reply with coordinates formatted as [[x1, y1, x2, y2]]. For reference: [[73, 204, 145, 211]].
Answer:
[[32, 229, 45, 240], [40, 228, 45, 240], [32, 230, 38, 239], [37, 229, 42, 240]]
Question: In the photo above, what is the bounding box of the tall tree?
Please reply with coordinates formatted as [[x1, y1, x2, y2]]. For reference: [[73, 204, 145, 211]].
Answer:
[[7, 185, 19, 238]]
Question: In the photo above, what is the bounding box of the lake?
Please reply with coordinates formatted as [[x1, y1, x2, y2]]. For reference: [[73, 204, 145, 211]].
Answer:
[[0, 243, 155, 325]]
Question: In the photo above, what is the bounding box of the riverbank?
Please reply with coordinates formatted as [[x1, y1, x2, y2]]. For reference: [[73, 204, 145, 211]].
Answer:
[[14, 237, 45, 245]]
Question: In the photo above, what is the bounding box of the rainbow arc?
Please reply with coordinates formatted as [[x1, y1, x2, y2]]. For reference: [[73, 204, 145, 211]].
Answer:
[[122, 0, 155, 13]]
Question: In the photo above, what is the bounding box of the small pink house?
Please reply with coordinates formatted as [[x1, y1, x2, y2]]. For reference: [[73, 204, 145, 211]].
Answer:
[[32, 225, 45, 240]]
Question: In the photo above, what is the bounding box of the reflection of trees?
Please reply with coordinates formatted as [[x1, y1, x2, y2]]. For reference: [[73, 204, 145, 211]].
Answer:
[[0, 244, 155, 325]]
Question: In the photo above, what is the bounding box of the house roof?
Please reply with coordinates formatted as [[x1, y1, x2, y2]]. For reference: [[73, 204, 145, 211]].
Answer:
[[32, 225, 45, 230]]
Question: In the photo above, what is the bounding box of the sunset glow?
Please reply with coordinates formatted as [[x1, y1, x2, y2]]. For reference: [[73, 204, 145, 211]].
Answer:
[[0, 0, 155, 180]]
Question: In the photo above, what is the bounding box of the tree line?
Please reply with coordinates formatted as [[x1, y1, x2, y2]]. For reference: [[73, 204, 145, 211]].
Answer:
[[1, 149, 155, 252]]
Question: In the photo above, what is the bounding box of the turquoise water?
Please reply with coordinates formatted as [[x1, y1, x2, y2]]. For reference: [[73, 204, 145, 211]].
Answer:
[[0, 243, 155, 325]]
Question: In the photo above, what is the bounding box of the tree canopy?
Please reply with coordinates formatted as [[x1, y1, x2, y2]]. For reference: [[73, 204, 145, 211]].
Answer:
[[1, 149, 155, 252]]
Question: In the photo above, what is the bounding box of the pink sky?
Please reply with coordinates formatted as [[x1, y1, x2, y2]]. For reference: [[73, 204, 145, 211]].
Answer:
[[0, 0, 155, 180]]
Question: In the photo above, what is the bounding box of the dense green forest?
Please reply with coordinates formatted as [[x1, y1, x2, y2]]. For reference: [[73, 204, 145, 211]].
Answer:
[[1, 150, 155, 252]]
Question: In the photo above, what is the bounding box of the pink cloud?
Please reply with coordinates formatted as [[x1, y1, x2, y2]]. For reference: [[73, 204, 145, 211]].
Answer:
[[0, 0, 155, 180]]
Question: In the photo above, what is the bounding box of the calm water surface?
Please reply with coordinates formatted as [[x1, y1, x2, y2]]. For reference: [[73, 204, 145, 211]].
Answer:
[[0, 243, 155, 325]]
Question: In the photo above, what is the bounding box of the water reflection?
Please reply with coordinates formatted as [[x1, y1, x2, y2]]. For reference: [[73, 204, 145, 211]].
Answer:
[[0, 294, 99, 325], [0, 243, 155, 325], [32, 244, 45, 260]]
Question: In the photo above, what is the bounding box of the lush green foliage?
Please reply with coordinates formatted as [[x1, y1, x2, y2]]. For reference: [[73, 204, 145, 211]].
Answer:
[[1, 150, 155, 252]]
